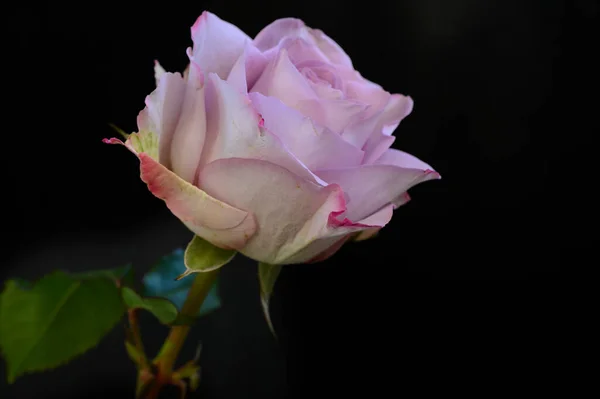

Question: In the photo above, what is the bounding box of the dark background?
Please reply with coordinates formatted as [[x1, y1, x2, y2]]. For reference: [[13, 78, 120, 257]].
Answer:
[[2, 0, 590, 397]]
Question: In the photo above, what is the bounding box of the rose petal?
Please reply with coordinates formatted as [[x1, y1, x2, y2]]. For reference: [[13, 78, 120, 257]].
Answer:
[[184, 47, 205, 89], [353, 203, 395, 241], [306, 79, 343, 100], [251, 49, 367, 133], [297, 60, 346, 100], [141, 154, 256, 249], [361, 132, 396, 165], [353, 230, 377, 242], [198, 158, 374, 264], [278, 204, 388, 264], [226, 42, 269, 94], [154, 60, 166, 87], [199, 74, 324, 185], [305, 235, 352, 263], [308, 202, 394, 260], [254, 18, 308, 51], [316, 162, 440, 221], [136, 72, 186, 170], [135, 71, 206, 183], [343, 91, 411, 151], [374, 148, 436, 171], [306, 27, 353, 67], [189, 11, 263, 83], [296, 97, 366, 134], [168, 83, 207, 183], [249, 92, 364, 170], [183, 64, 190, 81], [341, 110, 384, 149], [252, 48, 316, 103], [344, 80, 390, 119], [103, 133, 257, 250], [254, 18, 353, 67], [380, 93, 414, 135], [334, 64, 367, 83], [252, 48, 365, 133], [358, 94, 414, 164], [358, 203, 395, 226], [226, 46, 249, 94], [243, 43, 269, 89], [282, 37, 330, 65]]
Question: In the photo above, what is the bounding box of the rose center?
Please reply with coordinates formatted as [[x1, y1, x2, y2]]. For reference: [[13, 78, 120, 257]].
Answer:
[[296, 61, 344, 92]]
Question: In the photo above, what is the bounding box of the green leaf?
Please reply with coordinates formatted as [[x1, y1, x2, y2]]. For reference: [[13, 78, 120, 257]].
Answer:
[[143, 246, 222, 319], [121, 287, 179, 325], [258, 263, 282, 337], [177, 235, 236, 279], [73, 264, 134, 287], [0, 271, 125, 383], [11, 278, 33, 290]]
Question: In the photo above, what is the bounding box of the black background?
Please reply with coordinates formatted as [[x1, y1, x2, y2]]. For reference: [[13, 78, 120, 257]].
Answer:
[[2, 0, 590, 397]]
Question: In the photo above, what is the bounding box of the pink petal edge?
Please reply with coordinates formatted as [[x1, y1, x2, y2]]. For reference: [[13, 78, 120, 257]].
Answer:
[[102, 137, 257, 250]]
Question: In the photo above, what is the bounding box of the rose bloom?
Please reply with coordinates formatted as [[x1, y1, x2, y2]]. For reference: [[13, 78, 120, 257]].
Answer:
[[105, 11, 440, 265]]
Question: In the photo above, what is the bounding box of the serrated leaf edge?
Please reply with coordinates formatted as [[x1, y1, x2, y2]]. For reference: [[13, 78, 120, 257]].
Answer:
[[7, 279, 81, 382]]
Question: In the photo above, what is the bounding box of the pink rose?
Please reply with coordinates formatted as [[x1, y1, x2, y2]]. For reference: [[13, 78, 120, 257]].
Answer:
[[105, 11, 440, 265]]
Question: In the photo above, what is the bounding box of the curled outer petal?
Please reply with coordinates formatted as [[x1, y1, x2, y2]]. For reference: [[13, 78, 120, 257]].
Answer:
[[189, 11, 266, 88], [103, 132, 257, 250], [136, 71, 207, 184], [316, 153, 440, 222], [198, 158, 392, 264], [254, 17, 352, 67]]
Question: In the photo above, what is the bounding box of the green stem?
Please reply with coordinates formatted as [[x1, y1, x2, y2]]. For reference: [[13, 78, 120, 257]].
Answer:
[[128, 309, 147, 367], [149, 269, 220, 394]]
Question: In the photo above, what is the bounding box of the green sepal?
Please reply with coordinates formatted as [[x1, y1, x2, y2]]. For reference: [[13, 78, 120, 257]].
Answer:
[[258, 262, 282, 337], [177, 235, 236, 280], [128, 130, 158, 159], [108, 123, 130, 139]]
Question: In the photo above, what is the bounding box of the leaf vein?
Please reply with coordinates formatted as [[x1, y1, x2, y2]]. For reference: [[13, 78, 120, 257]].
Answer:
[[13, 280, 81, 375]]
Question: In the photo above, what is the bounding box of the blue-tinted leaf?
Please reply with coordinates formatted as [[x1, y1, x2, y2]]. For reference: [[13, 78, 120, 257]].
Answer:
[[143, 247, 221, 318]]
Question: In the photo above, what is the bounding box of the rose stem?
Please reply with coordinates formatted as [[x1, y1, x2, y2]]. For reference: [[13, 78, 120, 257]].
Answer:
[[127, 309, 147, 367], [148, 269, 220, 396]]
